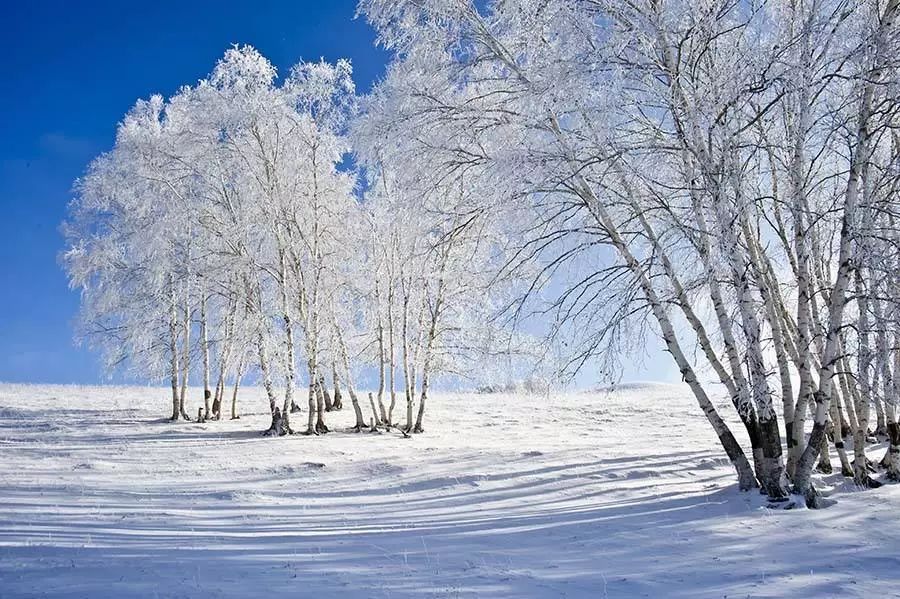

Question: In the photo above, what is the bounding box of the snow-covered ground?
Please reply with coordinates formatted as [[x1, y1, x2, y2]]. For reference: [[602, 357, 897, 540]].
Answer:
[[0, 382, 897, 598]]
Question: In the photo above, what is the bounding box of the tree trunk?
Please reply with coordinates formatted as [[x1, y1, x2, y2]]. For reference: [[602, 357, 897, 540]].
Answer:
[[315, 377, 329, 434], [169, 277, 181, 421], [884, 402, 900, 481], [230, 357, 244, 420], [320, 374, 334, 412], [679, 167, 766, 485], [213, 297, 237, 421], [829, 390, 853, 477], [401, 287, 413, 429], [404, 387, 415, 433], [786, 51, 815, 482], [305, 360, 318, 435], [884, 323, 900, 480], [278, 252, 296, 435], [815, 427, 832, 474], [633, 194, 767, 489], [793, 0, 899, 508], [258, 329, 284, 436], [331, 364, 343, 410], [579, 182, 758, 492], [201, 294, 211, 421], [344, 386, 365, 431], [368, 392, 382, 427], [874, 394, 888, 437], [330, 315, 365, 430], [375, 278, 389, 423], [414, 376, 428, 434], [387, 285, 397, 425], [178, 302, 191, 420], [853, 268, 875, 486], [711, 186, 786, 499]]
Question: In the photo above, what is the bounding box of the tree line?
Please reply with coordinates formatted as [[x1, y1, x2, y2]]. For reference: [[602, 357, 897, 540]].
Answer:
[[65, 0, 900, 507]]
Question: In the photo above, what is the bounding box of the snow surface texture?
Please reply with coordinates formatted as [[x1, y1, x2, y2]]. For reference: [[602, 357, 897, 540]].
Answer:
[[0, 382, 897, 598]]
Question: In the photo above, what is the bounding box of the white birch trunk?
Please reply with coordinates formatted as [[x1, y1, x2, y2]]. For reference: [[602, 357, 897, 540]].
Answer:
[[169, 276, 180, 421], [278, 251, 296, 434], [200, 293, 211, 421], [231, 355, 245, 421], [576, 180, 758, 491], [178, 301, 191, 419]]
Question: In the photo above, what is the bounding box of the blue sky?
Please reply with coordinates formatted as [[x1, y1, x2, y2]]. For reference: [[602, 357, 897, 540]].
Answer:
[[0, 1, 678, 386], [0, 0, 388, 384]]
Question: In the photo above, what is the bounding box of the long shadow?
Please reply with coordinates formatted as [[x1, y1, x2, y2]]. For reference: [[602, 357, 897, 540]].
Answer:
[[1, 474, 879, 599], [2, 396, 893, 598]]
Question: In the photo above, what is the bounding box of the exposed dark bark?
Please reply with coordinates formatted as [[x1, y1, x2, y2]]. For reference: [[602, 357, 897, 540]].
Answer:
[[230, 363, 243, 420], [209, 389, 221, 421], [320, 375, 334, 412], [331, 367, 343, 411], [885, 422, 900, 481], [264, 406, 290, 436], [757, 416, 788, 499], [315, 382, 329, 434], [413, 390, 426, 433]]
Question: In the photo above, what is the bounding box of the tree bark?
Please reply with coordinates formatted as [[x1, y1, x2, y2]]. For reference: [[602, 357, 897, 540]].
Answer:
[[387, 282, 397, 425], [231, 356, 244, 420], [368, 393, 382, 426], [178, 301, 191, 420], [278, 251, 296, 435], [169, 276, 181, 421], [200, 294, 211, 421], [331, 364, 343, 410], [320, 374, 334, 411]]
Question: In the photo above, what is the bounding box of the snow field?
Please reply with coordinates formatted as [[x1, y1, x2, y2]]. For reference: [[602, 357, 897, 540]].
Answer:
[[1, 382, 898, 598]]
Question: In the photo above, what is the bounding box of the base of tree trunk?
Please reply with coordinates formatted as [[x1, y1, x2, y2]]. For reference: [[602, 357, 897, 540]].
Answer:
[[855, 475, 883, 489], [884, 452, 900, 482], [797, 487, 836, 509], [815, 461, 833, 474], [315, 420, 330, 434], [263, 407, 293, 436], [412, 424, 423, 433]]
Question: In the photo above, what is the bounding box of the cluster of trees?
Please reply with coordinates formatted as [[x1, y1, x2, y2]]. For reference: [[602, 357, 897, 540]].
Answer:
[[356, 0, 900, 506], [63, 46, 511, 437], [65, 0, 900, 507]]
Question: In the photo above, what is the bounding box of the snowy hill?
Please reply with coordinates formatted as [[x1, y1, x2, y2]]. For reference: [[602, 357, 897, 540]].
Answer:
[[0, 383, 897, 598]]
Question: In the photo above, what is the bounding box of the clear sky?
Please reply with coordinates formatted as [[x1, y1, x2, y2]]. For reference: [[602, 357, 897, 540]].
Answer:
[[0, 1, 678, 386], [0, 0, 389, 384]]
